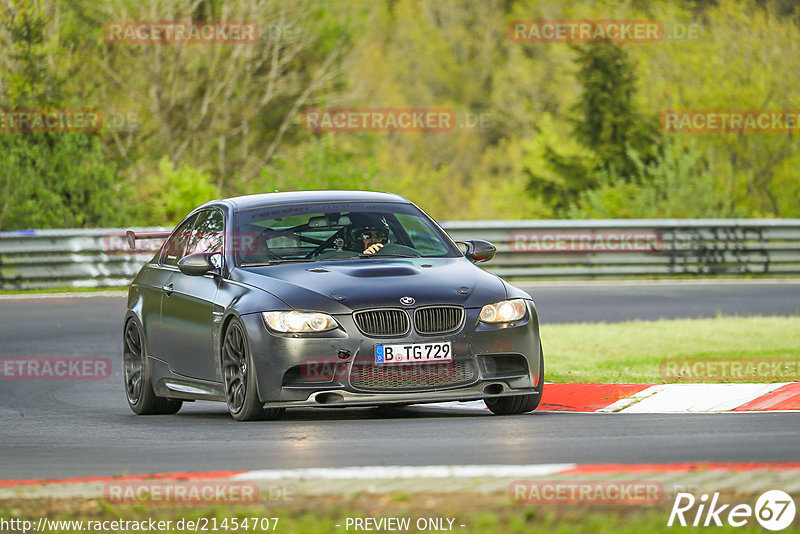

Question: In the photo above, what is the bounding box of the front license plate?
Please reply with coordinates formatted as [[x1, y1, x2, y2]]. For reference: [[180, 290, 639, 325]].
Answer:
[[375, 341, 452, 364]]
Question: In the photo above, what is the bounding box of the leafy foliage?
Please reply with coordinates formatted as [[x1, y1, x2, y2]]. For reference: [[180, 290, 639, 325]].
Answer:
[[570, 42, 660, 180], [1, 0, 799, 228], [253, 134, 382, 194], [131, 158, 219, 226], [0, 1, 119, 230], [569, 139, 737, 218], [0, 132, 120, 229]]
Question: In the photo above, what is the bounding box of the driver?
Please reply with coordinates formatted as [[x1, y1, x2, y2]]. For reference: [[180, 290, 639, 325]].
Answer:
[[350, 217, 390, 255]]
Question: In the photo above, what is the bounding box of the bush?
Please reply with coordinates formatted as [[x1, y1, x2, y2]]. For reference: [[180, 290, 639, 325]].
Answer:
[[0, 132, 120, 230], [129, 157, 219, 226], [569, 139, 737, 218]]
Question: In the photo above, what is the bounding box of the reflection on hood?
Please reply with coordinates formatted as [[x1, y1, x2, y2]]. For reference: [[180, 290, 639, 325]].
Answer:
[[231, 257, 507, 314]]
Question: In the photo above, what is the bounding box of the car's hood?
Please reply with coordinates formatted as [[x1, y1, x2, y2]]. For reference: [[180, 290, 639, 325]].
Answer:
[[230, 257, 508, 314]]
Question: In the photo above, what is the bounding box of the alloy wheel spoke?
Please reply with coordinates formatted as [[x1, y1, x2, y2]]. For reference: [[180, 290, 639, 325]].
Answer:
[[234, 327, 244, 354], [125, 327, 140, 354], [124, 323, 144, 403], [128, 372, 142, 398], [233, 382, 244, 408], [224, 373, 239, 389], [128, 369, 141, 384], [224, 335, 238, 359]]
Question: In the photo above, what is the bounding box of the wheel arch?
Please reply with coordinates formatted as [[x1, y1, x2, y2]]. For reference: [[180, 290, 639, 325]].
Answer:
[[219, 311, 239, 348], [123, 311, 144, 353], [124, 290, 147, 351], [219, 311, 269, 403]]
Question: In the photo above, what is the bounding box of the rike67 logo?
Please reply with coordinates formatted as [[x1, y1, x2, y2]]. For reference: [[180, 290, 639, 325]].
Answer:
[[668, 490, 796, 530]]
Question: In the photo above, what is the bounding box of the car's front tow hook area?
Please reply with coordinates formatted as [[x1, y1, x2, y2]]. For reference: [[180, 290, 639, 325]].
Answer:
[[315, 392, 345, 404], [482, 383, 505, 395]]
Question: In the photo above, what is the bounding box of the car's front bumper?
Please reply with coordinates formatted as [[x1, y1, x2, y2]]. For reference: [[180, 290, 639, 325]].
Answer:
[[240, 300, 542, 407], [261, 383, 538, 408]]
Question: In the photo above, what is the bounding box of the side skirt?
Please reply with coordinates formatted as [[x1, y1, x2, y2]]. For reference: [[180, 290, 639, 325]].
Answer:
[[148, 356, 226, 402]]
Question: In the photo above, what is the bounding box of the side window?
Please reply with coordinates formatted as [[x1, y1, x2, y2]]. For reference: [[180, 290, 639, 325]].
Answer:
[[161, 213, 199, 267], [186, 210, 224, 255], [394, 213, 450, 256]]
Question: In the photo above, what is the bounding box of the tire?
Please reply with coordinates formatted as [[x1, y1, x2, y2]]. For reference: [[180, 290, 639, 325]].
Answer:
[[123, 319, 183, 415], [222, 318, 283, 422], [484, 345, 544, 415]]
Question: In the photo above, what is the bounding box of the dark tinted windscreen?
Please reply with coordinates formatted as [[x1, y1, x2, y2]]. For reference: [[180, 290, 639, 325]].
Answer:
[[234, 202, 458, 265]]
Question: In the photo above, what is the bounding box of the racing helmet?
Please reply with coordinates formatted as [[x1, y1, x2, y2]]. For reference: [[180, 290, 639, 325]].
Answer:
[[347, 215, 390, 252]]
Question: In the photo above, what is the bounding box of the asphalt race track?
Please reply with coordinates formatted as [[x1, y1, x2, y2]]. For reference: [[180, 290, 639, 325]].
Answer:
[[529, 280, 800, 323], [1, 280, 799, 481]]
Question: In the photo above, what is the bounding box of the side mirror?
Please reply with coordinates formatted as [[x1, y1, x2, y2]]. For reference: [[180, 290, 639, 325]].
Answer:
[[178, 253, 219, 276], [459, 239, 496, 263]]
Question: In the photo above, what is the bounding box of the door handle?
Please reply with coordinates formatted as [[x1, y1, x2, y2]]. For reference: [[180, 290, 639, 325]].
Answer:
[[162, 283, 174, 296]]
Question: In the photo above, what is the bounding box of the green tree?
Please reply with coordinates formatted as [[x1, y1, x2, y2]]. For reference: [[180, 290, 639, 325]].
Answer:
[[128, 158, 218, 226], [570, 41, 659, 179], [0, 1, 120, 229], [253, 134, 381, 194], [570, 139, 736, 218], [525, 40, 661, 216]]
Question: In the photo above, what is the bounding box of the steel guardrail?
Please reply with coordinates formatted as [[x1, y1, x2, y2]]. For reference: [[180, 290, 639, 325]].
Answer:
[[1, 220, 799, 289]]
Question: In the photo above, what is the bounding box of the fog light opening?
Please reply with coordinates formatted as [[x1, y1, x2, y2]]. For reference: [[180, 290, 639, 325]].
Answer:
[[315, 392, 344, 405], [483, 383, 504, 395]]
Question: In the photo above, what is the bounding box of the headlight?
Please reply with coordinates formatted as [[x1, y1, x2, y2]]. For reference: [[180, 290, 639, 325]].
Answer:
[[262, 311, 338, 333], [479, 298, 527, 323]]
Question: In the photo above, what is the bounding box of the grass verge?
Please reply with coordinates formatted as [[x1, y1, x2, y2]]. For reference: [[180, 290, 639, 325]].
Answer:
[[0, 286, 126, 295], [542, 316, 800, 383], [0, 492, 782, 533]]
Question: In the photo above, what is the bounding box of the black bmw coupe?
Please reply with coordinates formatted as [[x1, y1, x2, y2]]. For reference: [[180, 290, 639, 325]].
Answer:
[[123, 191, 544, 421]]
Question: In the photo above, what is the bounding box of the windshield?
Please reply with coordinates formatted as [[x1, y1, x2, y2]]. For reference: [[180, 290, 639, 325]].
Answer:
[[233, 201, 459, 266]]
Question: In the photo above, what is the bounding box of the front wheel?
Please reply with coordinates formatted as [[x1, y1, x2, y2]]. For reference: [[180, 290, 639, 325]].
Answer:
[[222, 318, 283, 422], [123, 319, 182, 415], [484, 345, 544, 415]]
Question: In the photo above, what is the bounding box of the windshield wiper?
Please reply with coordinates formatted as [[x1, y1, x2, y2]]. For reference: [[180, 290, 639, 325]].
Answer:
[[240, 259, 314, 266], [242, 253, 422, 266], [357, 253, 420, 258]]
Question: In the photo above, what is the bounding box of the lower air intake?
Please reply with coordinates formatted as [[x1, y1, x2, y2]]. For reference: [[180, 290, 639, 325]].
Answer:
[[350, 359, 477, 391]]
